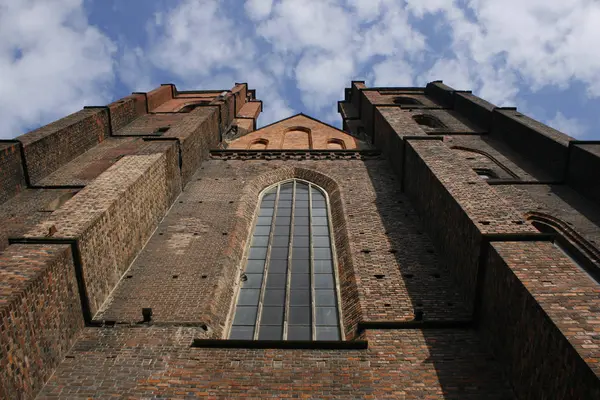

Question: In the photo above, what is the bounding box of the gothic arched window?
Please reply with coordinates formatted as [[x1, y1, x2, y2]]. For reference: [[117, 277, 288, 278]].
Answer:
[[230, 180, 343, 341]]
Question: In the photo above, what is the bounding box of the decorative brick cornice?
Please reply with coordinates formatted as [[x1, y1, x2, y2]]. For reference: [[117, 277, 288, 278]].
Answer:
[[210, 149, 382, 161]]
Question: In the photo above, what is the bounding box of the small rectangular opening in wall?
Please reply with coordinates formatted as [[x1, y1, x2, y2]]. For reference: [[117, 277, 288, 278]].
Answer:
[[190, 339, 368, 350], [39, 191, 79, 212]]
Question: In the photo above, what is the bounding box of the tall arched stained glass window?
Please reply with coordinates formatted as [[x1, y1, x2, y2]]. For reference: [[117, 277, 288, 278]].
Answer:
[[230, 180, 343, 341]]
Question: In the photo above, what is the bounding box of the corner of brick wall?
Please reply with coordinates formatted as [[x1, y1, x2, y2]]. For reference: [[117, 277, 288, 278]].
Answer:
[[23, 153, 176, 316], [16, 108, 109, 184], [481, 241, 600, 399], [0, 142, 26, 204], [108, 94, 147, 132], [0, 244, 83, 399], [568, 143, 600, 204]]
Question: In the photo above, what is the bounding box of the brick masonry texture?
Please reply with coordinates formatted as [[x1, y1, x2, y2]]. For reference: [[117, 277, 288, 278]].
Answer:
[[0, 142, 26, 204], [2, 80, 600, 399], [0, 244, 83, 400], [16, 108, 109, 184], [23, 153, 177, 317], [38, 327, 512, 399]]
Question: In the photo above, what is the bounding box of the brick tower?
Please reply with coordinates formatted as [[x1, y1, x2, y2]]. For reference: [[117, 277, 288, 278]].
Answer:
[[1, 80, 599, 399]]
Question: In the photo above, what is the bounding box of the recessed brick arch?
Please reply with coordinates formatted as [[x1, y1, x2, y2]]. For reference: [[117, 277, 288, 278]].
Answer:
[[229, 166, 361, 339], [282, 126, 312, 149], [451, 146, 520, 179]]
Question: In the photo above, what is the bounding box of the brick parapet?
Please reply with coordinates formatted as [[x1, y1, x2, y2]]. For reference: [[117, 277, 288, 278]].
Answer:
[[0, 244, 83, 399], [15, 108, 109, 185], [568, 143, 600, 204], [0, 142, 26, 204], [21, 153, 177, 317], [106, 93, 147, 133], [147, 84, 174, 112], [481, 241, 600, 399]]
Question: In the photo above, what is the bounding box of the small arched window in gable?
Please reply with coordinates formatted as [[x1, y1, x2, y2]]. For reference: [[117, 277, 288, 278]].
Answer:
[[413, 114, 447, 129], [248, 139, 269, 150], [393, 96, 422, 105], [179, 101, 210, 113], [327, 139, 346, 150], [527, 213, 600, 283], [230, 180, 343, 341]]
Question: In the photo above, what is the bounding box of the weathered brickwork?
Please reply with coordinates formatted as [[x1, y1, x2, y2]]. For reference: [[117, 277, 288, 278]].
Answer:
[[0, 142, 26, 203], [481, 242, 600, 399], [0, 244, 83, 400], [2, 79, 600, 399], [38, 327, 512, 399], [23, 154, 177, 317], [17, 108, 109, 184]]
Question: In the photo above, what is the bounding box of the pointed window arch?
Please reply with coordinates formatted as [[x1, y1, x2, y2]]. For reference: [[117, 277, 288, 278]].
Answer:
[[230, 179, 343, 341]]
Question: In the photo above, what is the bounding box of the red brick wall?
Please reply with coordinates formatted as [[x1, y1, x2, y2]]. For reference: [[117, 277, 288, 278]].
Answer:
[[0, 244, 83, 399], [0, 142, 26, 203]]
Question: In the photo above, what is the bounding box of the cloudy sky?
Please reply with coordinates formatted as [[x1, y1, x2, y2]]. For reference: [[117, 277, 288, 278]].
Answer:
[[1, 0, 599, 139]]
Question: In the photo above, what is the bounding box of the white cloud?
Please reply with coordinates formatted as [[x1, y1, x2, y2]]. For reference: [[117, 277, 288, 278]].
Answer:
[[0, 0, 116, 138], [245, 0, 274, 21], [547, 111, 586, 139]]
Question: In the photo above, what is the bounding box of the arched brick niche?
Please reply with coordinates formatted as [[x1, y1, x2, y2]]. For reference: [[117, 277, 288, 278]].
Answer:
[[282, 126, 312, 149], [327, 139, 346, 150], [451, 146, 519, 180], [228, 166, 361, 340], [248, 139, 269, 150], [178, 101, 211, 113], [393, 96, 422, 106], [412, 114, 447, 130], [526, 212, 600, 282]]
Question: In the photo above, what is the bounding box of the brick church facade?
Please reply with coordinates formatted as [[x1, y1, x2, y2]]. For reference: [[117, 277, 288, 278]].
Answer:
[[1, 81, 600, 398]]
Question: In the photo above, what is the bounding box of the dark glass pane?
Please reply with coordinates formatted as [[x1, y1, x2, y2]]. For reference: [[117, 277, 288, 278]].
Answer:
[[280, 183, 293, 192], [316, 326, 340, 341], [269, 259, 288, 273], [232, 306, 257, 326], [315, 274, 334, 289], [291, 274, 310, 289], [254, 226, 271, 236], [289, 307, 311, 325], [243, 274, 263, 288], [312, 200, 326, 208], [257, 217, 272, 226], [292, 247, 309, 260], [294, 216, 310, 226], [293, 235, 309, 247], [294, 208, 309, 217], [261, 200, 275, 208], [249, 247, 268, 260], [288, 326, 311, 340], [246, 259, 265, 273], [290, 290, 310, 306], [313, 236, 330, 248], [312, 217, 328, 226], [276, 207, 292, 217], [230, 326, 254, 340], [263, 289, 285, 305], [311, 189, 324, 198], [291, 259, 309, 274], [294, 226, 309, 236], [274, 225, 291, 236], [312, 226, 329, 236], [259, 208, 274, 217], [266, 274, 287, 288], [296, 200, 309, 209], [295, 192, 309, 200], [252, 236, 269, 247], [259, 325, 282, 340], [275, 217, 291, 226], [261, 307, 284, 325], [312, 208, 327, 217], [314, 260, 333, 274], [314, 248, 331, 260], [272, 235, 290, 247], [296, 184, 309, 192], [263, 193, 276, 201], [278, 200, 292, 208], [315, 289, 336, 306], [316, 307, 338, 326], [279, 193, 293, 200], [270, 247, 289, 260], [238, 289, 260, 306]]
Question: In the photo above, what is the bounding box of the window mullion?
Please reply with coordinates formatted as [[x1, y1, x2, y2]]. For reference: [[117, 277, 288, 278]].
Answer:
[[283, 181, 295, 340], [253, 184, 280, 340], [309, 183, 316, 341]]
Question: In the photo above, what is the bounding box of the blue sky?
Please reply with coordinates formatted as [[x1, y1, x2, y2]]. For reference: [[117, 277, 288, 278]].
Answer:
[[1, 0, 599, 139]]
